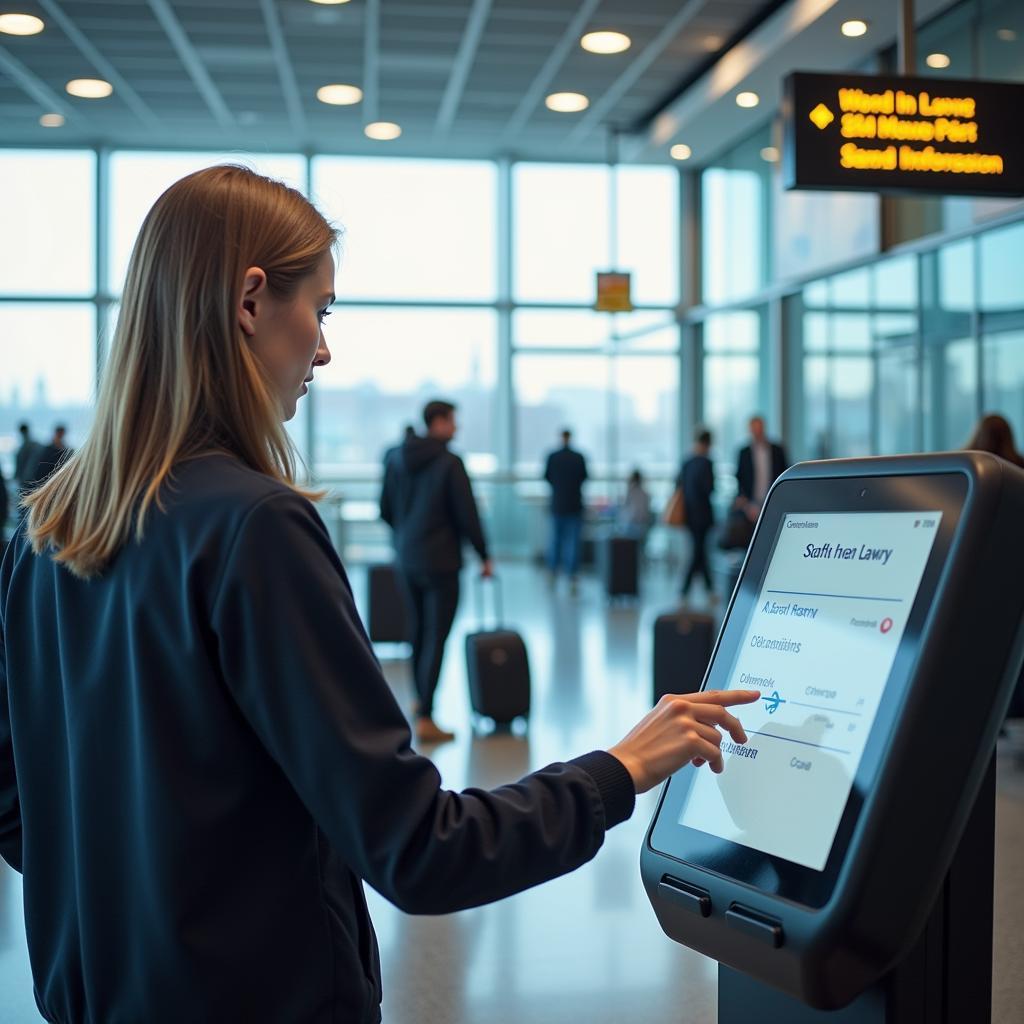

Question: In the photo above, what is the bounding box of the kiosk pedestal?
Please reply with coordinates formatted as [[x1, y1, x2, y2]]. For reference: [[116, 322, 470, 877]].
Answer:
[[718, 757, 996, 1024]]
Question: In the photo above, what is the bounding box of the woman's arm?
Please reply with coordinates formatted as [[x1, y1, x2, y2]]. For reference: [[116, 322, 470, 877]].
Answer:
[[210, 492, 627, 915]]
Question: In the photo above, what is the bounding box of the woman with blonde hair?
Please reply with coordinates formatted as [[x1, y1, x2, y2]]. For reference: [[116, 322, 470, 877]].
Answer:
[[0, 165, 757, 1022]]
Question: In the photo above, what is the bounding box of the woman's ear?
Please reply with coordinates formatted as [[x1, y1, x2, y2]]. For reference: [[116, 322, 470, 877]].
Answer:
[[237, 267, 268, 338]]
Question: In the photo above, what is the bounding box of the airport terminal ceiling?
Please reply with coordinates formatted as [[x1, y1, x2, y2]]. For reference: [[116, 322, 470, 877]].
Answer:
[[0, 0, 781, 160]]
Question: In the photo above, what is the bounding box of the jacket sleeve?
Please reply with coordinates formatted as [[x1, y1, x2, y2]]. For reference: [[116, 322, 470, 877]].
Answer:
[[580, 454, 589, 483], [0, 545, 22, 873], [210, 493, 633, 915], [736, 448, 752, 502], [379, 456, 395, 528], [447, 457, 489, 563]]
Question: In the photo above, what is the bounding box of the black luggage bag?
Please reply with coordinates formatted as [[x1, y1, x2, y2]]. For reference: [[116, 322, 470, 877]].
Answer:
[[465, 578, 531, 725], [652, 611, 715, 704], [367, 564, 409, 644], [604, 535, 639, 598]]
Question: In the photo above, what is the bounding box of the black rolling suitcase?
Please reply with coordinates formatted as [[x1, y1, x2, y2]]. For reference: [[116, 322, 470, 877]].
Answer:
[[604, 535, 639, 598], [652, 611, 715, 704], [465, 577, 531, 726], [367, 564, 409, 643]]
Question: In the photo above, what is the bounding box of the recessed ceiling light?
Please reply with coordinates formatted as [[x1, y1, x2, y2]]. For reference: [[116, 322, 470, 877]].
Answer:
[[316, 83, 363, 106], [581, 31, 631, 55], [39, 112, 65, 128], [308, 0, 351, 5], [926, 52, 951, 69], [0, 13, 44, 35], [545, 92, 589, 113], [841, 20, 869, 38], [760, 146, 780, 163], [66, 78, 113, 99], [670, 144, 692, 161], [365, 121, 401, 141], [996, 28, 1017, 42], [736, 91, 760, 108]]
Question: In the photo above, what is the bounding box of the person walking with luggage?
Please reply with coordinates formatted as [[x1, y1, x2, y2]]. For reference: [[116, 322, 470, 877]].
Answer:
[[679, 428, 715, 604], [380, 400, 492, 744], [543, 429, 588, 595], [2, 164, 760, 1024]]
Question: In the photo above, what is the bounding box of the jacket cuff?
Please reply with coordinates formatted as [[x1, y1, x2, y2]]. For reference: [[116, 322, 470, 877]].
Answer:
[[569, 751, 636, 830]]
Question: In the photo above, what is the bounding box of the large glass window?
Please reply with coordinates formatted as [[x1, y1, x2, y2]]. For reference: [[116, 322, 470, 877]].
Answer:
[[701, 127, 771, 305], [514, 164, 679, 306], [0, 304, 97, 475], [0, 150, 95, 297], [315, 307, 497, 477], [514, 353, 609, 474], [314, 157, 497, 303], [107, 152, 306, 294], [702, 310, 764, 482], [982, 331, 1024, 439]]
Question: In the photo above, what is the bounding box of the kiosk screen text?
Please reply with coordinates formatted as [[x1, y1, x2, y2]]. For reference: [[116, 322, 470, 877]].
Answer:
[[679, 511, 941, 870]]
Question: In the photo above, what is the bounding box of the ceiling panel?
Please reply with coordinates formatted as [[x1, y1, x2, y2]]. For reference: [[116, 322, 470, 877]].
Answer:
[[0, 0, 779, 160]]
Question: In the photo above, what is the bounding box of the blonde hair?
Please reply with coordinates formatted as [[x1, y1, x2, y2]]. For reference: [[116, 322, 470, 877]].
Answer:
[[23, 164, 339, 578]]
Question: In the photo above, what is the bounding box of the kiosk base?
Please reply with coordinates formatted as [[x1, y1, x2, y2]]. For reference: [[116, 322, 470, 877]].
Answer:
[[718, 757, 995, 1024]]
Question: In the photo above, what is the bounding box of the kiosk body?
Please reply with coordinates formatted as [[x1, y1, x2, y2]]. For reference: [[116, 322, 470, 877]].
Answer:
[[641, 454, 1024, 1010]]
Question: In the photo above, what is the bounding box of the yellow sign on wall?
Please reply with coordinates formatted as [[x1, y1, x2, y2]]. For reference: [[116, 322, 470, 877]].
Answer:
[[595, 271, 633, 312]]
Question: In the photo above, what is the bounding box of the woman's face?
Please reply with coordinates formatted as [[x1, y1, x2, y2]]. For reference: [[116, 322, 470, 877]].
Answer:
[[238, 251, 335, 422]]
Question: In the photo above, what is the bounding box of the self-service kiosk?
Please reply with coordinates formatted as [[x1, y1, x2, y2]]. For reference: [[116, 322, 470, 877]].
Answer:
[[642, 453, 1024, 1022]]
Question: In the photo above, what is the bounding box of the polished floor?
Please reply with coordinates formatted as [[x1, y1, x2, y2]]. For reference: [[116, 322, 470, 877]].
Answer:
[[1, 562, 1022, 1023]]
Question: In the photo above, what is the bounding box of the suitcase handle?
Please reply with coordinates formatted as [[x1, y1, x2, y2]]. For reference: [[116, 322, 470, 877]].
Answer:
[[473, 574, 504, 630]]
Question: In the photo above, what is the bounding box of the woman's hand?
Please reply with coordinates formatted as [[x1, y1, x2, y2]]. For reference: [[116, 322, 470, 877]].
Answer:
[[608, 690, 761, 794]]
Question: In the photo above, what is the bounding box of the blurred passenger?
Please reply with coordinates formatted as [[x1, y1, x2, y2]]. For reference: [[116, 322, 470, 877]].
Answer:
[[735, 415, 788, 523], [966, 413, 1024, 719], [543, 428, 589, 593], [0, 461, 8, 545], [2, 164, 758, 1024], [380, 399, 492, 744], [618, 468, 651, 541], [31, 425, 73, 486], [679, 429, 715, 603], [966, 413, 1024, 468], [14, 423, 43, 489]]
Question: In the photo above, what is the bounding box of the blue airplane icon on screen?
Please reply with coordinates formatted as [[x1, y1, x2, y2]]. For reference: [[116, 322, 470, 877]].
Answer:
[[764, 691, 786, 714]]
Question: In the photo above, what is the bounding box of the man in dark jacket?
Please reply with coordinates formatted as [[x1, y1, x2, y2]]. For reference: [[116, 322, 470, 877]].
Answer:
[[14, 422, 43, 490], [543, 429, 588, 594], [735, 416, 788, 522], [380, 400, 492, 744], [679, 428, 715, 602], [31, 424, 73, 486]]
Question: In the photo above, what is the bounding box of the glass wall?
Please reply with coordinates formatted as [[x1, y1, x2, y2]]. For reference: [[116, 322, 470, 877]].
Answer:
[[0, 148, 680, 556], [775, 219, 1024, 466]]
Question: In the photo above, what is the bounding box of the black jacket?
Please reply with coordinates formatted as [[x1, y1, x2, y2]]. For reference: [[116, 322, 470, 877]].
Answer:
[[543, 447, 588, 517], [14, 440, 43, 487], [0, 454, 634, 1024], [736, 441, 788, 504], [679, 454, 714, 531], [31, 443, 72, 486], [379, 435, 489, 573]]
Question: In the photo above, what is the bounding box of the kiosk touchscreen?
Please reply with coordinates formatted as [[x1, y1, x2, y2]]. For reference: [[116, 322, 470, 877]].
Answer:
[[642, 454, 1024, 1011]]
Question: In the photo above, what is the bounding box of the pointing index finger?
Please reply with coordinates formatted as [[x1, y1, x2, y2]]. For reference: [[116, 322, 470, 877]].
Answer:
[[688, 689, 761, 707]]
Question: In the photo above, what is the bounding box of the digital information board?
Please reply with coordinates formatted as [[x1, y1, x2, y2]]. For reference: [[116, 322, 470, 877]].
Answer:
[[678, 510, 941, 871], [783, 71, 1024, 197]]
